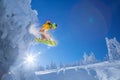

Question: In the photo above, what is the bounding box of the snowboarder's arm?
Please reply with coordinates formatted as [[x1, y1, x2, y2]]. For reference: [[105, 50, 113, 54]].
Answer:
[[39, 24, 46, 32]]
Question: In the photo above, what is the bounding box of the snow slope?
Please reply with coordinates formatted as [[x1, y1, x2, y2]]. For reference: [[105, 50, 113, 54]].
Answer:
[[36, 60, 120, 80]]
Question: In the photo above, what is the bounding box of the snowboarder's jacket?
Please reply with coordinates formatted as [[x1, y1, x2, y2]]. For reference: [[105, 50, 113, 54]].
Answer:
[[40, 21, 52, 32]]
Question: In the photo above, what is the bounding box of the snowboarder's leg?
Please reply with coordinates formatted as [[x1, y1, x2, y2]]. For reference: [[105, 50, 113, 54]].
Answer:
[[41, 33, 47, 40], [40, 31, 51, 40], [37, 31, 56, 46]]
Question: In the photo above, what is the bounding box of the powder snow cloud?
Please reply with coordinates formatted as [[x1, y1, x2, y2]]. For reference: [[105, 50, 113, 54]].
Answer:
[[0, 0, 38, 79]]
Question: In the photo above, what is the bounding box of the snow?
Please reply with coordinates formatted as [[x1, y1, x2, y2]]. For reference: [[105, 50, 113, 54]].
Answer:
[[0, 0, 120, 79], [106, 37, 120, 61], [83, 52, 97, 64], [36, 61, 120, 80], [35, 37, 120, 80], [0, 0, 38, 79]]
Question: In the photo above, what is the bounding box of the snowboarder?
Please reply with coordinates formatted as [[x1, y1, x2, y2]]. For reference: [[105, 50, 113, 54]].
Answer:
[[36, 20, 57, 46]]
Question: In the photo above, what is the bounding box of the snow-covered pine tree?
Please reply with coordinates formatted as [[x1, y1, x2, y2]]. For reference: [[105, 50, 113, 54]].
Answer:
[[50, 61, 57, 69], [106, 37, 120, 61], [83, 52, 89, 64], [59, 63, 64, 68], [83, 52, 97, 64], [88, 52, 97, 63]]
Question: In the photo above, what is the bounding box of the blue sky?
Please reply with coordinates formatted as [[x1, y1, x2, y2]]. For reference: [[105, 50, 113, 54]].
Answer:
[[31, 0, 120, 66]]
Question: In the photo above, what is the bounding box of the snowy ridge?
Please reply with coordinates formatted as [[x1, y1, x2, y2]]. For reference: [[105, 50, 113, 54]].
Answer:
[[35, 60, 120, 80]]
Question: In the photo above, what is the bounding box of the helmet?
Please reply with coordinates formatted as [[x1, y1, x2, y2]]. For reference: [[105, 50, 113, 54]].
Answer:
[[51, 23, 57, 29], [46, 20, 51, 24]]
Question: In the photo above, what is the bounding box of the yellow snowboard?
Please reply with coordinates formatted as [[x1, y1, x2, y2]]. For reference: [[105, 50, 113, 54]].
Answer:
[[36, 38, 56, 46]]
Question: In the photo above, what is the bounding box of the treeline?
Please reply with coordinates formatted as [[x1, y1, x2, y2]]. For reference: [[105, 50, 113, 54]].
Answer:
[[37, 52, 98, 71]]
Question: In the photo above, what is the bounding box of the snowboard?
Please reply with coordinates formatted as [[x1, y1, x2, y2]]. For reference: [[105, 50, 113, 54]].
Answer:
[[36, 38, 56, 46]]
